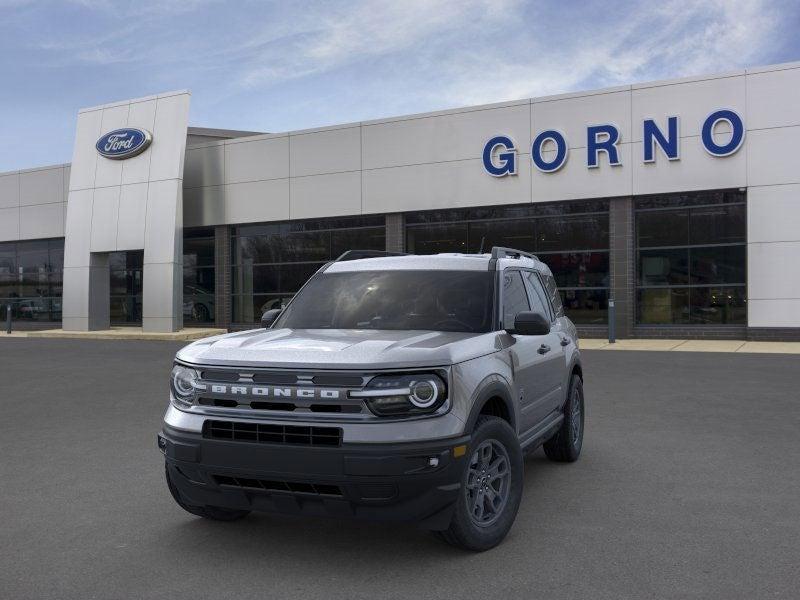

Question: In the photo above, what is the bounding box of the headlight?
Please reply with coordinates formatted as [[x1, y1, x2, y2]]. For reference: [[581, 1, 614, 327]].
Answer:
[[170, 364, 200, 407], [351, 373, 447, 417]]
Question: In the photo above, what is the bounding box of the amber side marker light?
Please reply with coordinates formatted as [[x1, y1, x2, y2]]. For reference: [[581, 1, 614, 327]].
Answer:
[[453, 445, 467, 458]]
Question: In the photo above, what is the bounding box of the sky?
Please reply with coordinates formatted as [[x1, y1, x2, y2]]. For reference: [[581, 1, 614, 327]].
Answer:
[[0, 0, 798, 171]]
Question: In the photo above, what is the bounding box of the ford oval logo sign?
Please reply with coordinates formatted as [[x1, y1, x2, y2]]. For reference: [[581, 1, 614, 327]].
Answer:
[[95, 128, 152, 160]]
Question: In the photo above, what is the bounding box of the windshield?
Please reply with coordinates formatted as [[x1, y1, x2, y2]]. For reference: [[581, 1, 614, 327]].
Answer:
[[274, 270, 495, 333]]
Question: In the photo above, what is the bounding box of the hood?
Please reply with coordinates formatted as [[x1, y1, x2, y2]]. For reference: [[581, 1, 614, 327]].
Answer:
[[176, 328, 501, 370]]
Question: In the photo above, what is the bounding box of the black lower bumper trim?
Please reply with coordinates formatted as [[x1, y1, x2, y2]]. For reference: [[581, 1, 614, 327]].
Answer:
[[160, 424, 470, 529]]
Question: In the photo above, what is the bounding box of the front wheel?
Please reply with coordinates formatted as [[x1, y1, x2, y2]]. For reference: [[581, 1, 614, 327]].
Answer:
[[543, 374, 584, 462], [437, 416, 523, 551], [165, 464, 250, 521]]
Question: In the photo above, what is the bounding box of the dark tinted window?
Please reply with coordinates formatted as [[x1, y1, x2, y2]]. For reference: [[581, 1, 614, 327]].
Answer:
[[501, 271, 530, 330], [689, 205, 745, 245], [546, 252, 609, 287], [537, 214, 608, 251], [689, 246, 746, 285], [637, 210, 689, 247], [467, 220, 534, 253], [109, 250, 143, 325], [0, 238, 64, 323], [405, 200, 610, 324], [183, 229, 215, 325], [639, 249, 689, 286], [635, 190, 746, 325], [231, 217, 386, 324], [522, 271, 551, 319], [275, 270, 495, 333], [406, 223, 468, 254], [542, 273, 564, 317]]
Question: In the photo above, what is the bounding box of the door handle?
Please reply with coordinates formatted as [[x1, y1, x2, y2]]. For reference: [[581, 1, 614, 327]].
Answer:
[[537, 344, 551, 355]]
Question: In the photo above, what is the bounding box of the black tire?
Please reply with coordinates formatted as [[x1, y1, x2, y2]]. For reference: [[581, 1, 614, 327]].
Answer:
[[165, 464, 250, 522], [437, 416, 523, 551], [543, 374, 584, 463]]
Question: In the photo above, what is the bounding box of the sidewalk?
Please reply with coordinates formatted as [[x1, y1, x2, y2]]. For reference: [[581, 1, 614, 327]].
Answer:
[[579, 338, 800, 354], [0, 327, 226, 341]]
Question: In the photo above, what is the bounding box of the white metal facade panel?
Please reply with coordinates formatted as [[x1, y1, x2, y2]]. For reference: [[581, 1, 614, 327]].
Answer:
[[0, 173, 19, 209], [745, 67, 800, 130], [362, 103, 530, 169], [62, 91, 190, 332], [19, 166, 64, 206], [290, 171, 361, 220], [0, 165, 68, 242], [290, 126, 361, 177], [225, 136, 289, 184], [0, 207, 19, 239], [533, 89, 632, 148]]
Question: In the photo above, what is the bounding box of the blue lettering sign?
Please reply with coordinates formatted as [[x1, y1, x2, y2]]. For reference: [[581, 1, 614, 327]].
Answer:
[[531, 130, 568, 173], [482, 108, 745, 176], [587, 124, 621, 168], [701, 109, 745, 157], [643, 116, 679, 162], [482, 135, 517, 176]]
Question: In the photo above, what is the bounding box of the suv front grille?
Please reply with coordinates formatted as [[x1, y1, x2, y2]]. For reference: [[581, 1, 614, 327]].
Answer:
[[203, 420, 342, 447], [213, 475, 343, 497]]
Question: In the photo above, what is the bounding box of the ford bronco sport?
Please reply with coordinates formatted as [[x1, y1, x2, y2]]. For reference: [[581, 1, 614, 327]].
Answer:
[[159, 247, 584, 551]]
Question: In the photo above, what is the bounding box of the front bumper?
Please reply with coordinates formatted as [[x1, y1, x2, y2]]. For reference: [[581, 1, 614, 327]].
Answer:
[[159, 423, 470, 530]]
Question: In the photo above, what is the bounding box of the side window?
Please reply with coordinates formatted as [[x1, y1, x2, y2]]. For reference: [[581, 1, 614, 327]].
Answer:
[[502, 271, 530, 330], [542, 272, 565, 318], [522, 271, 551, 320]]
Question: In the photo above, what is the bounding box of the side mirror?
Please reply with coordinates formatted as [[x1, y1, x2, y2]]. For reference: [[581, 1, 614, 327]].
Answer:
[[261, 308, 282, 329], [509, 311, 550, 335]]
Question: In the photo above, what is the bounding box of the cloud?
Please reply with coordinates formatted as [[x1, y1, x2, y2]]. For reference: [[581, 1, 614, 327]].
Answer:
[[0, 0, 795, 170], [235, 0, 521, 88], [424, 0, 784, 106], [213, 0, 786, 112]]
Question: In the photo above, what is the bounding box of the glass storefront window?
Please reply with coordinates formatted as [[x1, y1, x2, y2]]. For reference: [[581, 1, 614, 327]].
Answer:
[[109, 250, 143, 325], [405, 201, 610, 325], [231, 216, 386, 324], [184, 228, 216, 324], [635, 190, 746, 325], [0, 239, 64, 322], [407, 223, 468, 254]]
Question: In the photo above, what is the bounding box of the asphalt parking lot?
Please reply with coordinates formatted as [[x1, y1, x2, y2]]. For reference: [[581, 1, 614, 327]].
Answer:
[[1, 339, 798, 600]]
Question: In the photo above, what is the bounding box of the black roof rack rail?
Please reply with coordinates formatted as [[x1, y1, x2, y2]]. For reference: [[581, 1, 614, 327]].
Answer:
[[490, 246, 539, 261], [334, 249, 408, 262]]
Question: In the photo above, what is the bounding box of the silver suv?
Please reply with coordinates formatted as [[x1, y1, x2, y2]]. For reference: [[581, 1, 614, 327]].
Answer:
[[159, 247, 584, 551]]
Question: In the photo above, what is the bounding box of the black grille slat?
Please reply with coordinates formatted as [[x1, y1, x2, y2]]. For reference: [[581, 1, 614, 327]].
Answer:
[[250, 401, 296, 411], [204, 420, 342, 447], [311, 374, 364, 387], [213, 475, 343, 497], [251, 373, 300, 385], [200, 370, 240, 382]]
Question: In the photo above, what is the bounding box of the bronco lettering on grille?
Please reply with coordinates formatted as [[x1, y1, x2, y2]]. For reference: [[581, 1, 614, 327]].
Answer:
[[207, 385, 341, 400]]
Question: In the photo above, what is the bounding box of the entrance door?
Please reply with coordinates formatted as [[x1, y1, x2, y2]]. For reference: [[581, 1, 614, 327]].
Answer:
[[109, 251, 143, 325]]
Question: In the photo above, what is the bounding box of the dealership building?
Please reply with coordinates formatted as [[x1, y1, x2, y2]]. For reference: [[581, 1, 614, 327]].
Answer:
[[1, 60, 799, 339]]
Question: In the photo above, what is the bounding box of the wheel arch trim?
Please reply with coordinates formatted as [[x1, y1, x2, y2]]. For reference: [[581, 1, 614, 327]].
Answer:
[[464, 379, 517, 434]]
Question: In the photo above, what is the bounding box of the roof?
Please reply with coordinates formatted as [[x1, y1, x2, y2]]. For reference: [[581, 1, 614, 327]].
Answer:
[[324, 252, 547, 273]]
